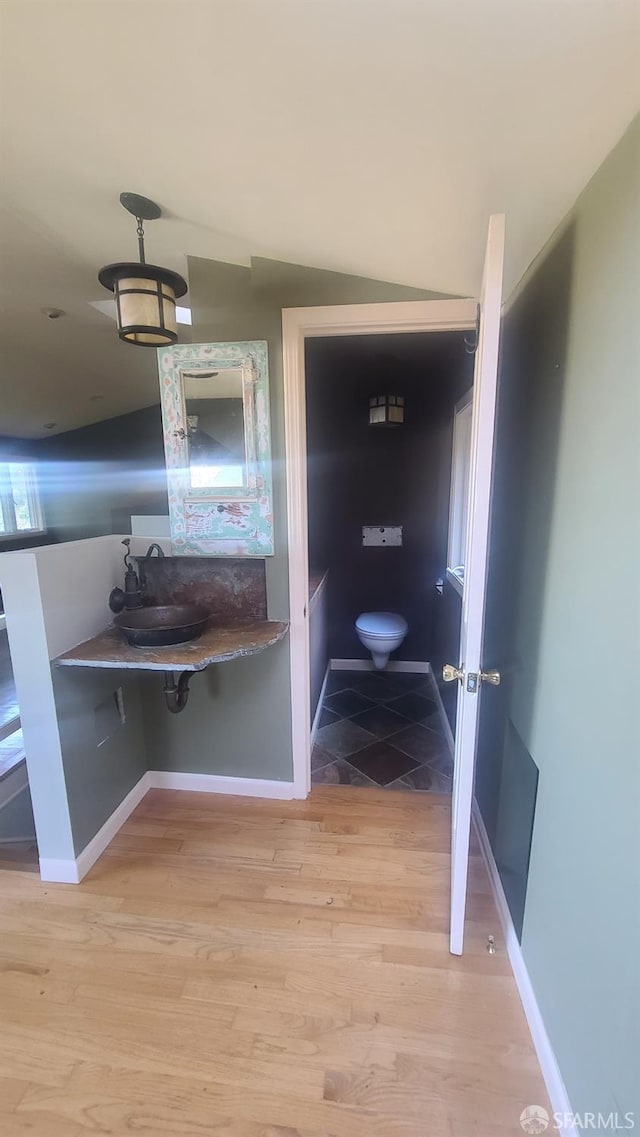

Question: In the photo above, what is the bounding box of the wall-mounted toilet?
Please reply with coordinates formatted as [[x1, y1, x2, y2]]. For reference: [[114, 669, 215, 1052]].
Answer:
[[355, 611, 408, 670]]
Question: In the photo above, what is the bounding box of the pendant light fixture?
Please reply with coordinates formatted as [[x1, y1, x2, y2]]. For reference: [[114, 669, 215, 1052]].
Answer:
[[98, 192, 188, 347], [368, 393, 405, 426], [367, 351, 404, 426]]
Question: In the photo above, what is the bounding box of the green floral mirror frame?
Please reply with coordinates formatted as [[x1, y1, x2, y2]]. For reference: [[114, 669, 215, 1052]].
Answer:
[[157, 340, 274, 556]]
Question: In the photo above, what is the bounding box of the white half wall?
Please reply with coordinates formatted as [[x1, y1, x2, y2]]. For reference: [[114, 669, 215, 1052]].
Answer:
[[0, 549, 75, 863], [0, 534, 151, 871]]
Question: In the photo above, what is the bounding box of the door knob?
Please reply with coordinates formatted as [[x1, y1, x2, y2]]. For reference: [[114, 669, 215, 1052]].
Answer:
[[480, 669, 501, 685], [442, 664, 464, 683]]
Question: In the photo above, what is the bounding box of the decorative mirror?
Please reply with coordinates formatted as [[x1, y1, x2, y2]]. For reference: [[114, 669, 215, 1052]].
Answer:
[[158, 341, 274, 555], [182, 367, 246, 490]]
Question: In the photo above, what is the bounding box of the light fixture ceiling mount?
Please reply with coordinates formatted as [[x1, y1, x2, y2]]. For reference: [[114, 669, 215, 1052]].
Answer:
[[98, 192, 187, 348], [119, 192, 161, 222]]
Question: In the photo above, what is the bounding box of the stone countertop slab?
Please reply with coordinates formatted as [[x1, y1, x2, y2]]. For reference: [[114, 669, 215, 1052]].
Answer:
[[55, 619, 288, 672]]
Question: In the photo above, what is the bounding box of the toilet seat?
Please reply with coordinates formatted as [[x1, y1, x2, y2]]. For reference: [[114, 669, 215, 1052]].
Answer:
[[355, 611, 408, 639]]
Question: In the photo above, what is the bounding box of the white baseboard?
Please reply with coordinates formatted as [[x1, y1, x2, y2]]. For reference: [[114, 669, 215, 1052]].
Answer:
[[311, 663, 331, 745], [38, 771, 295, 884], [148, 771, 295, 799], [39, 771, 152, 884], [75, 772, 152, 879], [472, 801, 576, 1134], [330, 658, 430, 673], [38, 857, 82, 884], [425, 663, 455, 754]]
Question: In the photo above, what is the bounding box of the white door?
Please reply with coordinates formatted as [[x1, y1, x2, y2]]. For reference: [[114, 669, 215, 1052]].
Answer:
[[448, 214, 506, 955]]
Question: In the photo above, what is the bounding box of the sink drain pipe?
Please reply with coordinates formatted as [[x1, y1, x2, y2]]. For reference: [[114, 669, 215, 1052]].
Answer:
[[163, 671, 193, 714]]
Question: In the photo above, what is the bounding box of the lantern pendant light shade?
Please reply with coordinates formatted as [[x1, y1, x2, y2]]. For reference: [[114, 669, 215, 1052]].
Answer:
[[369, 393, 404, 425], [98, 263, 187, 346], [98, 193, 188, 348]]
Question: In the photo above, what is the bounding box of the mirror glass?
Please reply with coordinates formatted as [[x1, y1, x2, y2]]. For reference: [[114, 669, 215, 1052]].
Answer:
[[181, 367, 246, 490]]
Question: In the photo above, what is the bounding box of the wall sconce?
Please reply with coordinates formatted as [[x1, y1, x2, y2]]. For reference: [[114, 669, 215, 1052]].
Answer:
[[98, 192, 188, 347], [369, 394, 404, 426]]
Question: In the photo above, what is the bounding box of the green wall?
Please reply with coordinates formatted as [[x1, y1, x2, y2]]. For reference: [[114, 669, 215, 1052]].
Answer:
[[479, 116, 639, 1117], [35, 405, 169, 543], [145, 256, 446, 779], [52, 666, 148, 855]]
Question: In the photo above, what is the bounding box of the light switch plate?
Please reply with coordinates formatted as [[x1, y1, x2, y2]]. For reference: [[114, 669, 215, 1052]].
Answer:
[[362, 526, 403, 547]]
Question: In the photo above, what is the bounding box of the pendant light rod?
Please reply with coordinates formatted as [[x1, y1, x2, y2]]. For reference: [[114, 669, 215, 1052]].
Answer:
[[136, 217, 146, 265], [120, 192, 161, 265]]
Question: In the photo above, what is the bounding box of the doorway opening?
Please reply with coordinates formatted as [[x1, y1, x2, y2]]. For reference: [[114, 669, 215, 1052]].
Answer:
[[282, 297, 477, 799], [284, 218, 505, 957], [305, 330, 472, 791]]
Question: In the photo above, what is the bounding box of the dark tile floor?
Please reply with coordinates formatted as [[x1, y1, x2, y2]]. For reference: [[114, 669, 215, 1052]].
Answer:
[[312, 669, 454, 792]]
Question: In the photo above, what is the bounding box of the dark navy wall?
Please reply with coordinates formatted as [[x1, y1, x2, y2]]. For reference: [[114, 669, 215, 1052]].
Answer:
[[306, 332, 472, 662], [35, 404, 168, 542]]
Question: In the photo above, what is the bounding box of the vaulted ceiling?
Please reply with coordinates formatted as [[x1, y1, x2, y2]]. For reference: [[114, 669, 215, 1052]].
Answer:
[[0, 0, 638, 437]]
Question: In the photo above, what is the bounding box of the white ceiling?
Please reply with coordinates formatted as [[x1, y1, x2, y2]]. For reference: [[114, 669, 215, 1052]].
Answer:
[[0, 0, 638, 437]]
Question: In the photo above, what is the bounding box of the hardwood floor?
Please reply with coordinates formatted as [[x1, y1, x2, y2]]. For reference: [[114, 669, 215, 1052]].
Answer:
[[0, 786, 549, 1135]]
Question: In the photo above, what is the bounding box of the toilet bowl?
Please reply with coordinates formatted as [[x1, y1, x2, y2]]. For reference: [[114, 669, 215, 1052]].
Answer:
[[355, 611, 408, 670]]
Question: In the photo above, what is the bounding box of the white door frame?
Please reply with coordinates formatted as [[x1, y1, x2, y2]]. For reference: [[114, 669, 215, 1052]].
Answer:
[[282, 297, 478, 798]]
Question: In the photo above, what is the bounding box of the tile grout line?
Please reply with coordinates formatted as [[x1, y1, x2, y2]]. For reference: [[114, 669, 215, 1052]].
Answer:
[[312, 667, 454, 791]]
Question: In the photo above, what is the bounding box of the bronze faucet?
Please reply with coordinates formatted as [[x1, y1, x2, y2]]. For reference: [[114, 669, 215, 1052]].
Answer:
[[109, 540, 165, 613]]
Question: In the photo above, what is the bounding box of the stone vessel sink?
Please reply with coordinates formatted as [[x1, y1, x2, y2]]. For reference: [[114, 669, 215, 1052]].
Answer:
[[114, 604, 210, 648]]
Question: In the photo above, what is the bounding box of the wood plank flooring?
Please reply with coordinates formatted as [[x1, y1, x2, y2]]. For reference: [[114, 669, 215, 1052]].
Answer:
[[0, 786, 549, 1135]]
